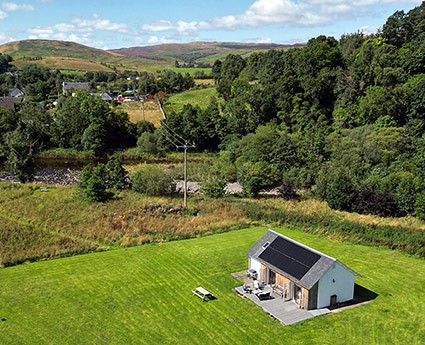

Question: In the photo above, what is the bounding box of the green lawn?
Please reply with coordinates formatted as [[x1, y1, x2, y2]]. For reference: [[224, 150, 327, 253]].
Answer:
[[164, 87, 218, 114], [0, 226, 424, 344], [60, 70, 87, 76]]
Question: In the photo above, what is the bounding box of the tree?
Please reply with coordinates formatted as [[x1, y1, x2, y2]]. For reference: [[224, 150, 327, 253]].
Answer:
[[0, 107, 17, 157], [81, 122, 107, 157], [137, 131, 160, 156], [4, 127, 37, 183], [77, 164, 113, 202], [316, 167, 356, 211], [357, 86, 400, 125], [136, 120, 156, 136], [105, 159, 129, 190], [0, 54, 13, 73]]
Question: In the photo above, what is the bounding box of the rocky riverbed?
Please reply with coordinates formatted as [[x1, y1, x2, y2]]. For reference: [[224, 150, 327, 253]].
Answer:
[[0, 168, 286, 196], [0, 167, 81, 186]]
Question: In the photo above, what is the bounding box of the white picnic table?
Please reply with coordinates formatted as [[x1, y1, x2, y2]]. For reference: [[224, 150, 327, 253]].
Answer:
[[192, 286, 215, 301]]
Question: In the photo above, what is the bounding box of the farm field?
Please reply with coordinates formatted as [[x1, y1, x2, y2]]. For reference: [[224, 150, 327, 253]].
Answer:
[[119, 101, 164, 126], [12, 56, 115, 72], [0, 226, 424, 344], [164, 87, 218, 113]]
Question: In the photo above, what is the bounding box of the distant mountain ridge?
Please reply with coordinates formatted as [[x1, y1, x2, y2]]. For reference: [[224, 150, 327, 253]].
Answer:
[[110, 41, 303, 63]]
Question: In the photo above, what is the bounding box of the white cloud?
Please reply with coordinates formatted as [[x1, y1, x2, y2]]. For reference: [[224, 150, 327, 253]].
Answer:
[[0, 9, 6, 19], [359, 25, 379, 35], [254, 37, 273, 44], [147, 35, 178, 45], [141, 0, 423, 37], [0, 31, 14, 42], [26, 15, 130, 47], [1, 2, 34, 11], [142, 20, 174, 32], [141, 0, 324, 36], [72, 17, 129, 33]]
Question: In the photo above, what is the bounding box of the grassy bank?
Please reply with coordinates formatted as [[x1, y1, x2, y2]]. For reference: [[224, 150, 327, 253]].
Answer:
[[0, 182, 424, 267], [164, 87, 218, 113], [0, 226, 424, 344]]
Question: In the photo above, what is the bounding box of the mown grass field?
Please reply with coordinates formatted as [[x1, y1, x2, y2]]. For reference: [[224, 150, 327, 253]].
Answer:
[[0, 226, 424, 344], [164, 87, 218, 113]]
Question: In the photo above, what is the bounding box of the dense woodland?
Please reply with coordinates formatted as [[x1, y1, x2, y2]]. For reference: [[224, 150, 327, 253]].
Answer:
[[1, 4, 425, 220], [164, 4, 425, 220]]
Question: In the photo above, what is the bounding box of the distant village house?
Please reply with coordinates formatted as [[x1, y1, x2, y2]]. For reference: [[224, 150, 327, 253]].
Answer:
[[0, 97, 27, 111], [62, 82, 90, 96]]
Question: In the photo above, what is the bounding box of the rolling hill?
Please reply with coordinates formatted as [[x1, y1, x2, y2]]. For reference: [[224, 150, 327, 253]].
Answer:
[[0, 39, 171, 72], [0, 39, 302, 72], [110, 41, 303, 64]]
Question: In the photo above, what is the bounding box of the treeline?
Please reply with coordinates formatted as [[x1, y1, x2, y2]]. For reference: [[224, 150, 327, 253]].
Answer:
[[161, 3, 425, 219]]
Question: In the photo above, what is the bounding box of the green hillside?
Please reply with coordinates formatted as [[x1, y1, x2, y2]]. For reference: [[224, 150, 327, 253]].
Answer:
[[0, 39, 171, 72], [0, 39, 116, 60]]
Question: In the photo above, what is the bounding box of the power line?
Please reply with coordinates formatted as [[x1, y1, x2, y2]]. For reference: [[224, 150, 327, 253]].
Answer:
[[161, 121, 188, 145], [158, 126, 185, 147], [157, 123, 195, 208]]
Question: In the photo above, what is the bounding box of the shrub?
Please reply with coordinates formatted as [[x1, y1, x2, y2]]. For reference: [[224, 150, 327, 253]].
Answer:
[[77, 164, 113, 202], [277, 180, 300, 201], [201, 180, 226, 198], [132, 166, 175, 196], [237, 161, 279, 198]]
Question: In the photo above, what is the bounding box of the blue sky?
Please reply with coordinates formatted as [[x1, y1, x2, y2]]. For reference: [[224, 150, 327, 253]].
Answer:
[[0, 0, 422, 49]]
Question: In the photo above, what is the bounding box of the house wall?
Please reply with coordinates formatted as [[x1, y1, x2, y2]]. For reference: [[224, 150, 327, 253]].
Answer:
[[276, 273, 312, 309], [248, 258, 262, 278], [317, 262, 355, 308], [307, 283, 318, 310]]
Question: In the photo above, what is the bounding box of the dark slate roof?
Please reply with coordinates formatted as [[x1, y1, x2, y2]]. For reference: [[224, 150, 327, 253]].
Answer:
[[9, 88, 24, 97], [62, 82, 89, 94], [247, 229, 357, 289], [0, 97, 25, 111]]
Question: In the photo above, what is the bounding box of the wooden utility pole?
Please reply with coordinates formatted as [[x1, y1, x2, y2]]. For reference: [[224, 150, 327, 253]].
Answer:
[[177, 143, 195, 208], [183, 146, 188, 208], [141, 96, 145, 121]]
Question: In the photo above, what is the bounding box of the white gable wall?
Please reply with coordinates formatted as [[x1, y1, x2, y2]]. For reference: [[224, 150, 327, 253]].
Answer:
[[317, 261, 355, 308], [248, 258, 262, 276]]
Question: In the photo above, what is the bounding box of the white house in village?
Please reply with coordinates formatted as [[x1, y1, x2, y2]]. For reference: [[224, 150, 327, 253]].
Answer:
[[247, 230, 358, 310], [62, 82, 90, 95]]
